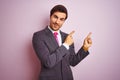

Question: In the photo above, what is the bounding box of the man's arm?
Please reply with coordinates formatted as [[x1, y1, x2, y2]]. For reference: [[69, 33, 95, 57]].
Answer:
[[64, 31, 92, 66], [32, 33, 69, 69]]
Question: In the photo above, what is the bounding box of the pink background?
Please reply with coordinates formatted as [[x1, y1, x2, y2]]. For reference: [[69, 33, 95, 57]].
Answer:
[[0, 0, 120, 80]]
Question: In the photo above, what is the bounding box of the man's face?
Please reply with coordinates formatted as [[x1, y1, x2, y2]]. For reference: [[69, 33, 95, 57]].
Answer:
[[50, 11, 66, 31]]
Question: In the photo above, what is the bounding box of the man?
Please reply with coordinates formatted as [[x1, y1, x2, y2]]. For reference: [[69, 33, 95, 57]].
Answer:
[[32, 5, 92, 80]]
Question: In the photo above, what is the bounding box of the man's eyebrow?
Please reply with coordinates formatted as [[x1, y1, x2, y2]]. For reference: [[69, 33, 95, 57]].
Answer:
[[54, 14, 58, 17], [60, 18, 65, 20], [54, 14, 65, 20]]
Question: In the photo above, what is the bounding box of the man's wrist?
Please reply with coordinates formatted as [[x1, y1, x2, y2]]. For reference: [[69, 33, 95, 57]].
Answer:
[[63, 43, 69, 50], [82, 45, 88, 52]]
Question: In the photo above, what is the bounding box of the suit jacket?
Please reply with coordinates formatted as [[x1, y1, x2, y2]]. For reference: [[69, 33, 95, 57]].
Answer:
[[32, 27, 89, 80]]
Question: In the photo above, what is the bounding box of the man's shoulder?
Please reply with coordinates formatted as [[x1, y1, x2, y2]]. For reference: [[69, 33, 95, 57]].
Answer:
[[33, 27, 49, 39]]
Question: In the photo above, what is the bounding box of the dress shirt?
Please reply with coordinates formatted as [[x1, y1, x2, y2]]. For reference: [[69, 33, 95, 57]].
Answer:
[[48, 26, 69, 50]]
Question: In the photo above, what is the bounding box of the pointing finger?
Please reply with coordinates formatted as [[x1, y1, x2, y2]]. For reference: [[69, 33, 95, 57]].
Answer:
[[69, 31, 75, 36], [87, 32, 92, 38]]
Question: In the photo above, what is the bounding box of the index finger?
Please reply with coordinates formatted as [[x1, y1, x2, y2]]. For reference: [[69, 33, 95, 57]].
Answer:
[[69, 31, 75, 36], [87, 32, 92, 38]]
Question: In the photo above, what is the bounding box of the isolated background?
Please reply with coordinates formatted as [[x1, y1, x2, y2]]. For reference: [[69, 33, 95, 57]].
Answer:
[[0, 0, 120, 80]]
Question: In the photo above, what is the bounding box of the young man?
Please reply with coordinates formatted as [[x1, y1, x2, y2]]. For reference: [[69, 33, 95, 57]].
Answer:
[[32, 5, 92, 80]]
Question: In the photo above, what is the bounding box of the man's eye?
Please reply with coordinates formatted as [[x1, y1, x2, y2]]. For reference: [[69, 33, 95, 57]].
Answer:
[[54, 15, 58, 18], [60, 19, 65, 21]]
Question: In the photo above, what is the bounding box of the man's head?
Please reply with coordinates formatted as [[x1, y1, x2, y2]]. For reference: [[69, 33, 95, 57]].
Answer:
[[50, 5, 68, 20], [49, 5, 68, 31]]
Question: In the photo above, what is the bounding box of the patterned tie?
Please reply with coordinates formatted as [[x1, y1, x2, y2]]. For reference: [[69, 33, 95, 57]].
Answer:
[[53, 32, 59, 44]]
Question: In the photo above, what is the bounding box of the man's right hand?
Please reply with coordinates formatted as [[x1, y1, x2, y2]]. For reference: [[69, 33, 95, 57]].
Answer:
[[64, 31, 75, 46]]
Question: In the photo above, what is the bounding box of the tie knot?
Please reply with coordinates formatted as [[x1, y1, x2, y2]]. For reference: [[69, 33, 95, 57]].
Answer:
[[54, 32, 58, 36]]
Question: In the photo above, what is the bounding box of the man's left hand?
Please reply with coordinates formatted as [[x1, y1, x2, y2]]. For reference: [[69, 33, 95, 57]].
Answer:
[[83, 32, 92, 51]]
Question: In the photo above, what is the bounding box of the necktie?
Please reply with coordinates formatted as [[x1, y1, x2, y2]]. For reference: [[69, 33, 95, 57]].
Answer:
[[53, 32, 59, 44]]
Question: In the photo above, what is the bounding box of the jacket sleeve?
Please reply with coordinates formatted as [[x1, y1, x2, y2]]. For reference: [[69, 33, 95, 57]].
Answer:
[[32, 33, 69, 68], [69, 44, 89, 67]]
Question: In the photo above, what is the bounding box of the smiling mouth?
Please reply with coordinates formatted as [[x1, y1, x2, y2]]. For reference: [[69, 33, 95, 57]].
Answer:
[[54, 23, 59, 27]]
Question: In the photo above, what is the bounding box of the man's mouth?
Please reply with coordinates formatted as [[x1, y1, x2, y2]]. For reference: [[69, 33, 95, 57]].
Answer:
[[54, 23, 59, 27]]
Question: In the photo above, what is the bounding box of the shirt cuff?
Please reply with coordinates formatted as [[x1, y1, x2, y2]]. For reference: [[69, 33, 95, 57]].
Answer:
[[63, 43, 69, 50]]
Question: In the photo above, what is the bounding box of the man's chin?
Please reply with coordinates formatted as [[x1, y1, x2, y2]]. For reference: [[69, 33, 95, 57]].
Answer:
[[50, 25, 60, 31], [53, 28, 59, 31], [53, 27, 59, 31]]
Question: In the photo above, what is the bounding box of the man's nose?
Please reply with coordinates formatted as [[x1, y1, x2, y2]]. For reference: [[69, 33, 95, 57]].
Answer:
[[55, 19, 60, 23]]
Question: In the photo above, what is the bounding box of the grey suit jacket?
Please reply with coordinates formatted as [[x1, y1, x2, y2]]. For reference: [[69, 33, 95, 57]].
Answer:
[[32, 27, 89, 80]]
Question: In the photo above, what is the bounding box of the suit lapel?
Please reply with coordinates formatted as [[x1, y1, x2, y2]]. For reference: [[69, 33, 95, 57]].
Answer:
[[60, 31, 67, 43], [45, 27, 59, 47]]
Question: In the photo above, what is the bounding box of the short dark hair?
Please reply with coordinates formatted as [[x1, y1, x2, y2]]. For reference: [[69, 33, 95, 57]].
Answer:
[[50, 5, 68, 19]]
